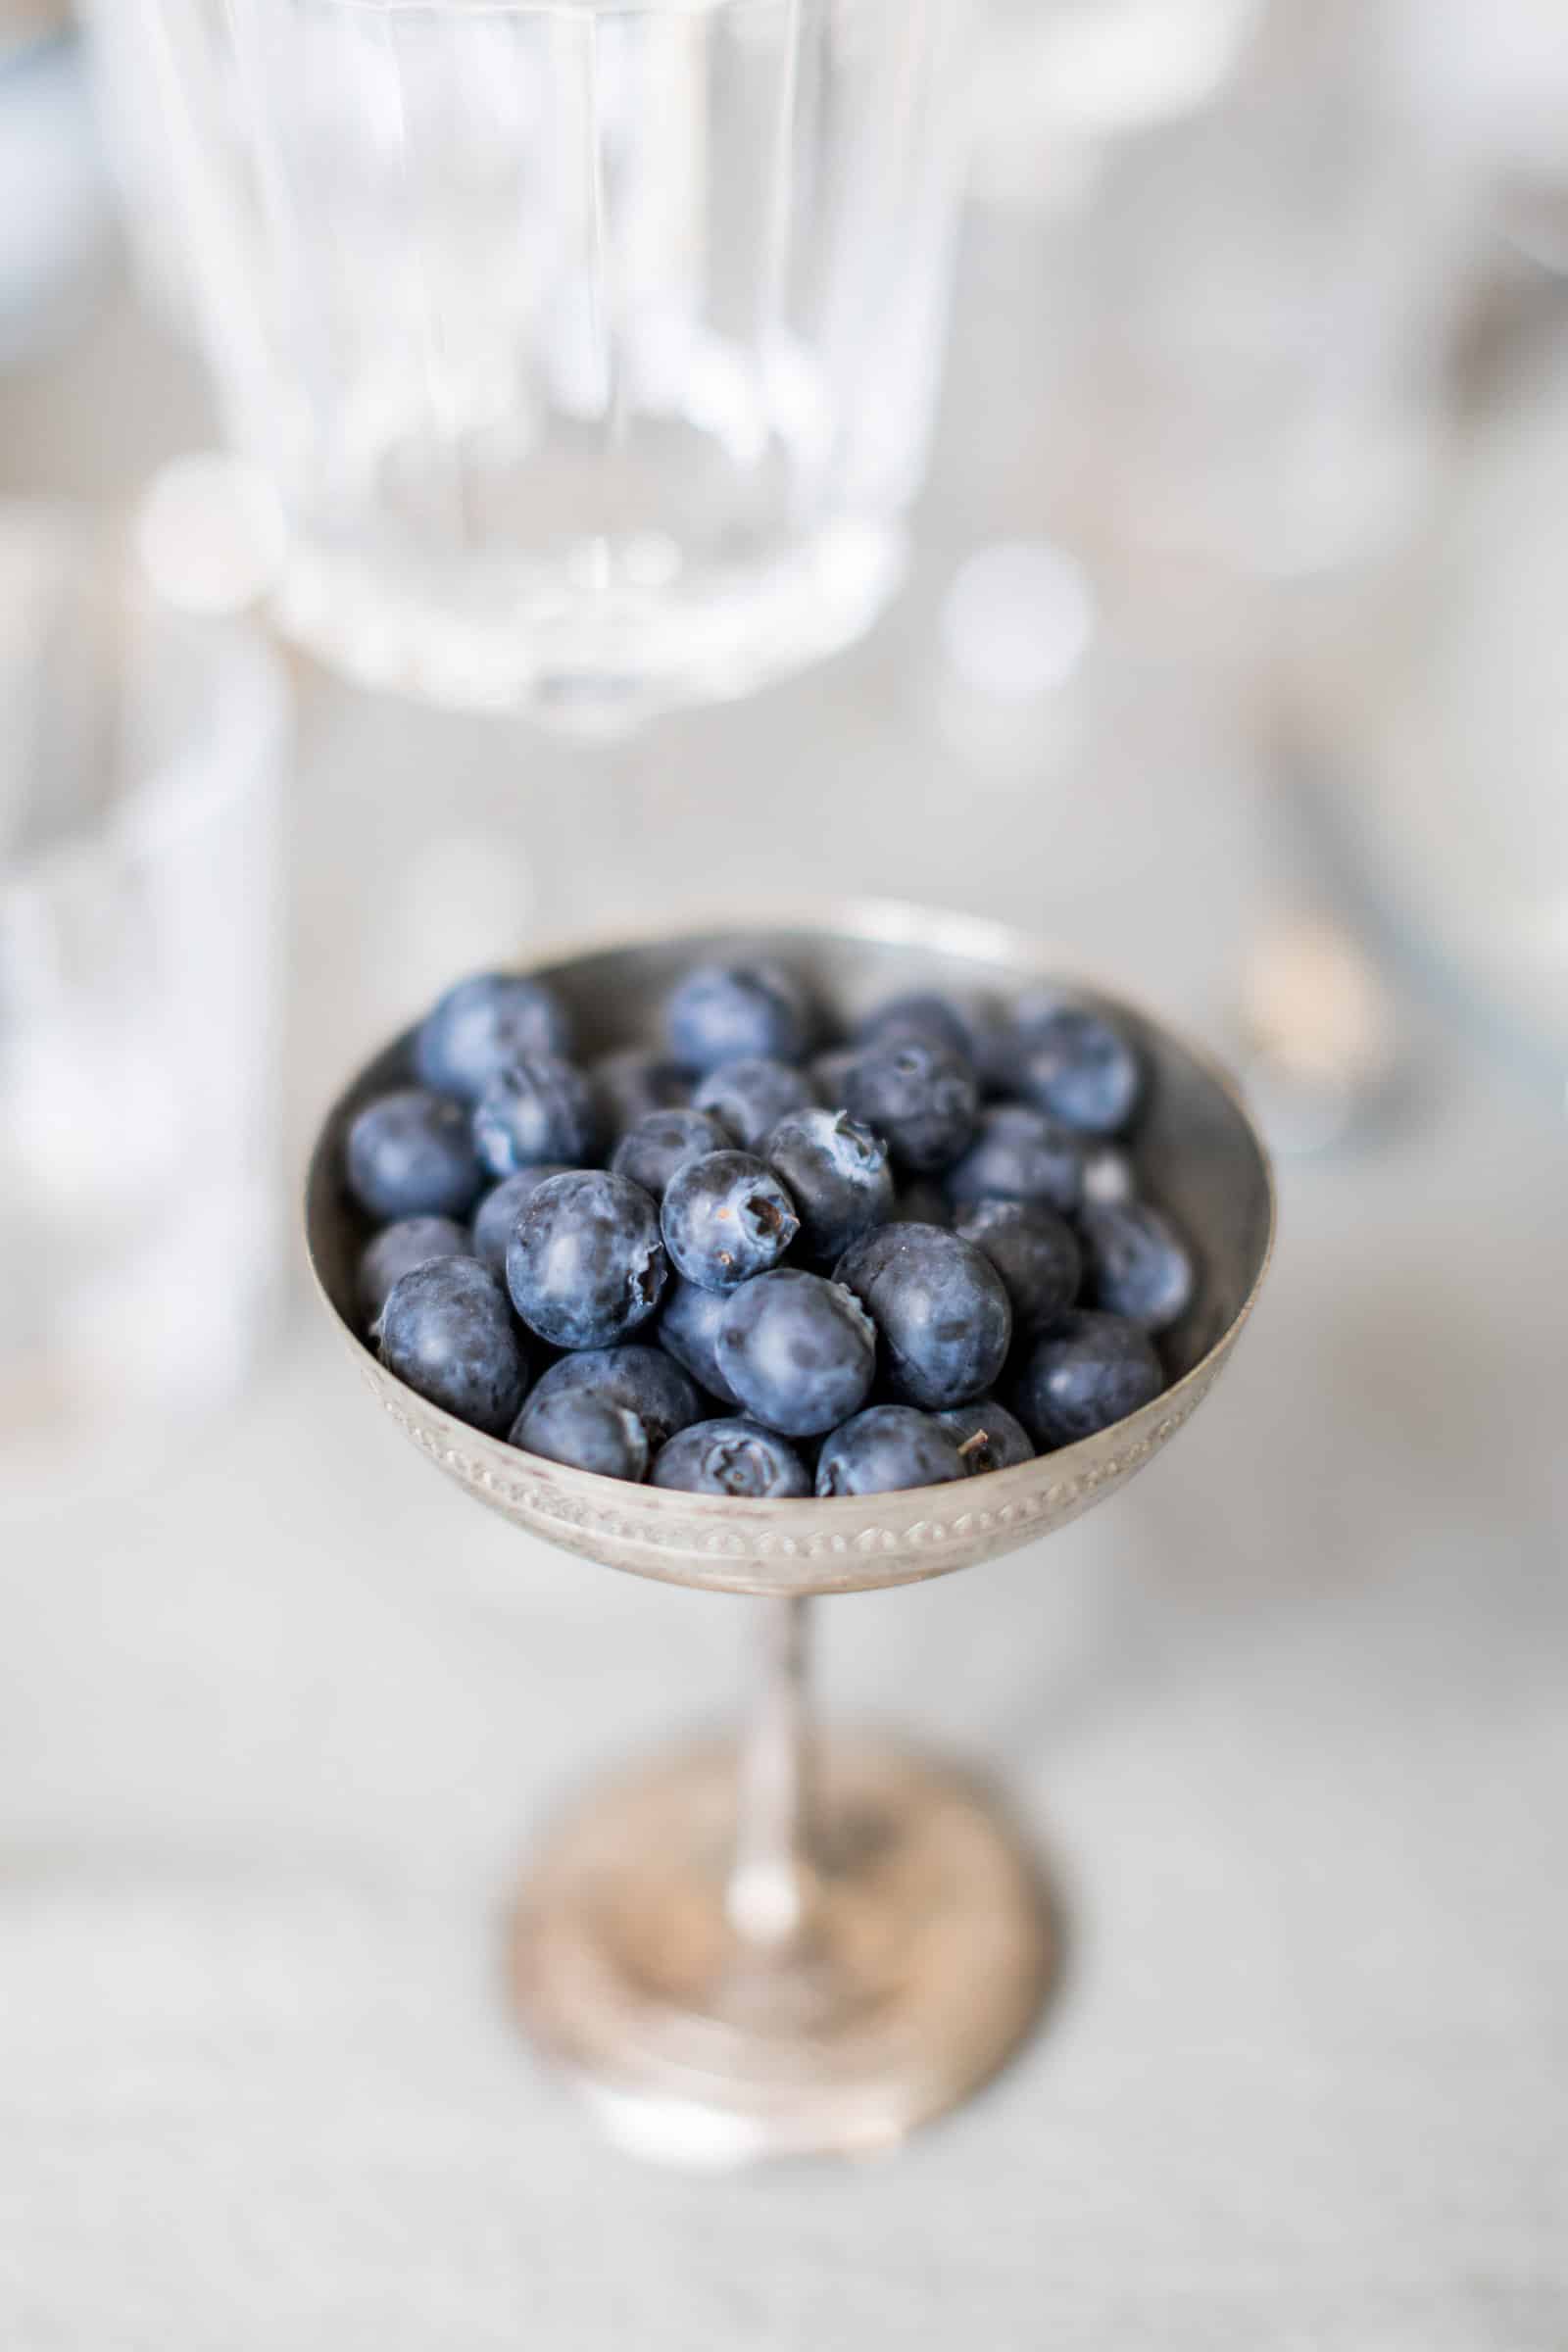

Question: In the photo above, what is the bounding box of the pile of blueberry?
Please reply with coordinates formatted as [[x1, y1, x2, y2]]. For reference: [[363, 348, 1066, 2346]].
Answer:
[[342, 960, 1196, 1501]]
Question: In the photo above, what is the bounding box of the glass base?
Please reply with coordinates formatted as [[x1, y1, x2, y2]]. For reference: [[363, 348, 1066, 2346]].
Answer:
[[272, 519, 905, 728], [509, 1735, 1054, 2168]]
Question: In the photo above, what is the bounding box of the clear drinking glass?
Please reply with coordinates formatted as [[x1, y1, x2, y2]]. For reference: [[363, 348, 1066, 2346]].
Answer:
[[0, 501, 289, 1513], [122, 0, 971, 724]]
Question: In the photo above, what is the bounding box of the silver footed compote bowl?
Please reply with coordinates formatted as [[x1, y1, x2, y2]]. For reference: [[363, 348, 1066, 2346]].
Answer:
[[305, 904, 1275, 2168]]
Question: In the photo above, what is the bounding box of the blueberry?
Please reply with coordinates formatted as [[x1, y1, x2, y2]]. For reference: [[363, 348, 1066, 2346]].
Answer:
[[414, 971, 571, 1100], [469, 1165, 572, 1275], [472, 1054, 601, 1179], [834, 1223, 1010, 1410], [946, 1102, 1083, 1214], [665, 961, 812, 1073], [808, 1046, 861, 1106], [345, 1088, 484, 1222], [652, 1418, 810, 1499], [661, 1151, 800, 1293], [814, 1405, 967, 1497], [1080, 1202, 1195, 1333], [1013, 1309, 1162, 1448], [506, 1169, 666, 1349], [855, 991, 976, 1061], [611, 1108, 732, 1202], [523, 1345, 701, 1452], [1082, 1142, 1137, 1207], [378, 1256, 527, 1434], [658, 1276, 742, 1407], [717, 1269, 876, 1438], [510, 1388, 648, 1483], [1013, 1000, 1142, 1135], [762, 1106, 893, 1264], [592, 1048, 691, 1138], [933, 1398, 1035, 1475], [966, 999, 1023, 1094], [693, 1057, 816, 1152], [951, 1197, 1081, 1333], [842, 1038, 978, 1175], [887, 1179, 952, 1228], [359, 1215, 472, 1327]]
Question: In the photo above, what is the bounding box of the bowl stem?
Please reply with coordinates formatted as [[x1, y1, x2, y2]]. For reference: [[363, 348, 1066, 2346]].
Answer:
[[509, 1589, 1054, 2160], [725, 1596, 818, 1948]]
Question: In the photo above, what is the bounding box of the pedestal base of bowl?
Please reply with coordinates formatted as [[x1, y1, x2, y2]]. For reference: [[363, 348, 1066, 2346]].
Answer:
[[509, 1736, 1053, 2167]]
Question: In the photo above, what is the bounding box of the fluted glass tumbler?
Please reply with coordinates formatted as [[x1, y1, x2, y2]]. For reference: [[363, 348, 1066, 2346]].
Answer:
[[130, 0, 970, 722]]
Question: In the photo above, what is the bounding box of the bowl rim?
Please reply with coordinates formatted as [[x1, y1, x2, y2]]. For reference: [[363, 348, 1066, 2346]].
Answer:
[[305, 897, 1276, 1538]]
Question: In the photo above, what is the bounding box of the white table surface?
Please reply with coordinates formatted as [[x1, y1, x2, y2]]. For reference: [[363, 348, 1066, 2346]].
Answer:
[[2, 270, 1565, 2352]]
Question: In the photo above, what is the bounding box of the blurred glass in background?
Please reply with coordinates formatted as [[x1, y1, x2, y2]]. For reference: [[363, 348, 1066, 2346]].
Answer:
[[945, 0, 1269, 720], [957, 0, 1484, 601], [1085, 65, 1478, 578], [92, 0, 972, 727], [1378, 0, 1568, 271], [1287, 313, 1568, 1082], [971, 0, 1263, 216], [0, 3, 113, 365], [0, 501, 289, 1512]]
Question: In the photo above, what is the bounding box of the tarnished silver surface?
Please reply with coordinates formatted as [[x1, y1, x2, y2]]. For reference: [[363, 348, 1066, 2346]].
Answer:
[[304, 903, 1276, 1600], [511, 1729, 1054, 2169]]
